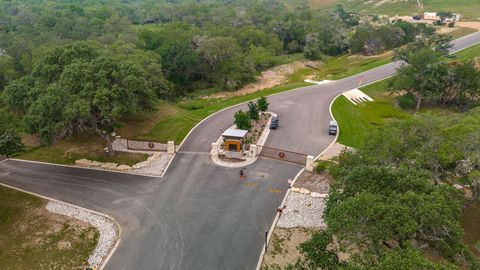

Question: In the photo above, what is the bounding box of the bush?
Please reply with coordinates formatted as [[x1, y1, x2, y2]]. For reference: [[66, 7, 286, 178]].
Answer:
[[448, 22, 455, 28], [398, 93, 417, 109], [257, 96, 269, 112], [315, 160, 334, 173], [234, 110, 251, 130], [248, 101, 259, 120]]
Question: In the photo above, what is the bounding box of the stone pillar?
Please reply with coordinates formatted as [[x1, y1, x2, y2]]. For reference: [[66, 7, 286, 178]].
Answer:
[[306, 155, 315, 172], [249, 144, 258, 158], [211, 142, 219, 158], [167, 141, 176, 154]]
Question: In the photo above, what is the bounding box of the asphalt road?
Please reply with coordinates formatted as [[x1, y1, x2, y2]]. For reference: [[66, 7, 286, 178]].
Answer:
[[1, 32, 479, 270]]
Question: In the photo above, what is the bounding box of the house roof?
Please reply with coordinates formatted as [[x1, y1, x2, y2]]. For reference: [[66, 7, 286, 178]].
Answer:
[[222, 128, 248, 138]]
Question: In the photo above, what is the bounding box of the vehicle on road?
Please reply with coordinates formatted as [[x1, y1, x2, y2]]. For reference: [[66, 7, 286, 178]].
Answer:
[[413, 15, 422, 20], [329, 121, 338, 135], [269, 116, 279, 129]]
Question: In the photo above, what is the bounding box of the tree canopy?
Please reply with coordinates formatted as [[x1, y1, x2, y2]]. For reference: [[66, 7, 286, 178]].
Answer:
[[3, 41, 156, 155]]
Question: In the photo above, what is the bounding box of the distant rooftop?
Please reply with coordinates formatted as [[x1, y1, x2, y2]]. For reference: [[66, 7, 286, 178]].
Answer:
[[222, 128, 248, 138]]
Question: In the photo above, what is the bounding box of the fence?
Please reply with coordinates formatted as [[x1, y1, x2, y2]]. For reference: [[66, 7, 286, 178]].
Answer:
[[113, 139, 168, 152], [258, 145, 307, 165]]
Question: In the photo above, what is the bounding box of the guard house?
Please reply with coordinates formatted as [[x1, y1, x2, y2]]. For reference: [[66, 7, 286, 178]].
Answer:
[[222, 128, 248, 152]]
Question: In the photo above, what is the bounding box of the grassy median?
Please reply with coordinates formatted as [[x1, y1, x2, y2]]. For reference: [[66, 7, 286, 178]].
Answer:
[[0, 185, 98, 269]]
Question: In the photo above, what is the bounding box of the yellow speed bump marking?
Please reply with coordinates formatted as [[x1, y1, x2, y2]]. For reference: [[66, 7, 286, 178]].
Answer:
[[243, 182, 283, 194], [267, 187, 283, 194], [244, 182, 260, 189]]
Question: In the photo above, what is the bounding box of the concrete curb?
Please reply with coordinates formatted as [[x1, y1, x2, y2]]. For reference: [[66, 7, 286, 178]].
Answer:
[[177, 86, 316, 151], [211, 112, 275, 168], [255, 167, 305, 270], [9, 158, 160, 178], [0, 182, 121, 270]]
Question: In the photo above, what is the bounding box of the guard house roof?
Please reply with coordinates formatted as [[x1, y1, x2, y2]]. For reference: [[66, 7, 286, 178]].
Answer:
[[222, 128, 248, 138]]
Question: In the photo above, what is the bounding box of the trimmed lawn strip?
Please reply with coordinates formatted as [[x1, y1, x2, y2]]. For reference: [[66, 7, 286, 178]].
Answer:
[[0, 185, 98, 269]]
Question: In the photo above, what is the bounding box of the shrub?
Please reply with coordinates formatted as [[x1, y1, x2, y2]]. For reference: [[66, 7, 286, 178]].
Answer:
[[258, 96, 269, 112], [315, 162, 327, 173], [234, 110, 251, 130], [315, 160, 334, 173], [398, 93, 417, 109], [448, 22, 455, 28], [248, 101, 259, 120]]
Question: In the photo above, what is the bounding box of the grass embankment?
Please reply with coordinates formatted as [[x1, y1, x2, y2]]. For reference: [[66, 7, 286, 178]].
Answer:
[[0, 185, 98, 269], [287, 52, 392, 84], [332, 42, 480, 148], [332, 80, 410, 148], [18, 135, 148, 166], [448, 27, 478, 39]]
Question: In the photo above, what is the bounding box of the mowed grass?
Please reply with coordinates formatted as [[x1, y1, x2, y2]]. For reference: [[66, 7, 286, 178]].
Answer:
[[339, 0, 418, 16], [339, 0, 480, 20], [332, 80, 410, 148], [448, 27, 478, 39], [135, 82, 311, 144], [0, 185, 98, 269], [454, 43, 480, 61], [331, 41, 480, 148], [423, 0, 480, 21], [318, 53, 392, 80], [18, 135, 148, 165]]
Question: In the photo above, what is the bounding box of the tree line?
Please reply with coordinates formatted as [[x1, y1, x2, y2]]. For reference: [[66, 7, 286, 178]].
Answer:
[[0, 0, 454, 155], [283, 110, 480, 270]]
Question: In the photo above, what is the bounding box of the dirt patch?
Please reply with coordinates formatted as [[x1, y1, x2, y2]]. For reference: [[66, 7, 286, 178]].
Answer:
[[204, 61, 322, 99], [456, 22, 480, 31], [0, 185, 98, 269], [262, 227, 318, 269], [294, 171, 332, 194]]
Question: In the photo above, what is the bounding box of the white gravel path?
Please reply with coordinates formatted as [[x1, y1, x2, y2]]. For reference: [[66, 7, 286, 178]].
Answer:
[[277, 192, 326, 228], [46, 201, 119, 268], [133, 153, 173, 175]]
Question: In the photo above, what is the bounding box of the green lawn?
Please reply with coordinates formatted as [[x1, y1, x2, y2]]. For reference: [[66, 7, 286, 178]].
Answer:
[[454, 43, 480, 61], [319, 53, 392, 80], [0, 185, 98, 269], [135, 82, 311, 143], [17, 135, 148, 166], [331, 41, 480, 148], [332, 80, 410, 148]]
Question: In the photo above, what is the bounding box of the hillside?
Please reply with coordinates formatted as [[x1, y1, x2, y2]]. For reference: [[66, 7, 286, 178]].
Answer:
[[338, 0, 480, 20]]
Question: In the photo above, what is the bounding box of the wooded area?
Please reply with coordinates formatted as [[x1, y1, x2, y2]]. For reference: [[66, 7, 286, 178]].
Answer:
[[0, 0, 435, 152]]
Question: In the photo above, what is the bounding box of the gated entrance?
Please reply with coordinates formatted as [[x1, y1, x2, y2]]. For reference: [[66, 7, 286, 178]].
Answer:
[[258, 145, 308, 165]]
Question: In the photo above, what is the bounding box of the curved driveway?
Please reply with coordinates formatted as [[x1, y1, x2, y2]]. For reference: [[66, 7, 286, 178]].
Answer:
[[1, 32, 480, 270]]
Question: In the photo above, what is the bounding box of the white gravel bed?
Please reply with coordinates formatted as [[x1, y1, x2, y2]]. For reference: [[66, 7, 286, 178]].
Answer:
[[277, 192, 326, 228], [46, 201, 118, 268], [134, 153, 173, 176]]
